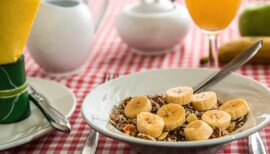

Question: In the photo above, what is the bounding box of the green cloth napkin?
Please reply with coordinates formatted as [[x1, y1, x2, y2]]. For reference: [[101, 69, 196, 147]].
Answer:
[[0, 56, 30, 123]]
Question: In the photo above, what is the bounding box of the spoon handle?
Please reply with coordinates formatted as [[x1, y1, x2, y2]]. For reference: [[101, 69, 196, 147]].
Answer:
[[82, 130, 99, 154], [248, 132, 267, 154], [29, 85, 71, 133], [193, 40, 263, 93]]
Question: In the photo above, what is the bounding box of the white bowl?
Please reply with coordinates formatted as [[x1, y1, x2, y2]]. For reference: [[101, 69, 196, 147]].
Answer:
[[81, 68, 270, 153], [116, 3, 191, 55]]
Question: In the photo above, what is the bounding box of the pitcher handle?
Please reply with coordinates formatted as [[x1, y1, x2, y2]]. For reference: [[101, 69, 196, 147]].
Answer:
[[83, 0, 109, 32]]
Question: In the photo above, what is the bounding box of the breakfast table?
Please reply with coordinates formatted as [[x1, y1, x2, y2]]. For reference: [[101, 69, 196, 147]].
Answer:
[[2, 0, 270, 153]]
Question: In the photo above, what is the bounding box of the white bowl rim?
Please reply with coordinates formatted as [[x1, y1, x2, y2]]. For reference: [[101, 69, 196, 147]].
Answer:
[[81, 68, 270, 147]]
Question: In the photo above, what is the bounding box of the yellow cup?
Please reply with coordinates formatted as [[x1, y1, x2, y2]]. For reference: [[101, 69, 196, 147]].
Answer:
[[0, 0, 40, 65]]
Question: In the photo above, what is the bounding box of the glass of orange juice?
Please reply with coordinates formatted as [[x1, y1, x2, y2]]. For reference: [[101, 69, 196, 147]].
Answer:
[[185, 0, 241, 67]]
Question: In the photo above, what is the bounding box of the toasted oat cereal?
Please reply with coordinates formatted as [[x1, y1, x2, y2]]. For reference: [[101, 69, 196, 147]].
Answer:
[[109, 95, 247, 141]]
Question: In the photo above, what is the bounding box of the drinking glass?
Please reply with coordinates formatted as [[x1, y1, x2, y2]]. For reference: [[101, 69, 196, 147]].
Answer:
[[185, 0, 241, 67]]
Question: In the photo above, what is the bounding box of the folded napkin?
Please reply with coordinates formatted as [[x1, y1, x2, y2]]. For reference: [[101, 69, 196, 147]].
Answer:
[[0, 0, 40, 65], [0, 0, 40, 123]]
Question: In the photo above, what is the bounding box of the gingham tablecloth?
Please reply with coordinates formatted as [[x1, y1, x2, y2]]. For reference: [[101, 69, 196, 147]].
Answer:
[[2, 0, 270, 153]]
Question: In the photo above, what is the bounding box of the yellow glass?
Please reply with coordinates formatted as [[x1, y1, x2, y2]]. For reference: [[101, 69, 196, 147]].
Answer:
[[0, 0, 40, 65], [185, 0, 241, 66]]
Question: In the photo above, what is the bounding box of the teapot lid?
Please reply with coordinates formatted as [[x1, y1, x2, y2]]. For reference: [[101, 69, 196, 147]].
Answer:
[[131, 0, 174, 13]]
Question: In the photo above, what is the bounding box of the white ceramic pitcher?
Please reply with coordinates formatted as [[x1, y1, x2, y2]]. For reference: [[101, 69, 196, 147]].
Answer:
[[27, 0, 108, 75]]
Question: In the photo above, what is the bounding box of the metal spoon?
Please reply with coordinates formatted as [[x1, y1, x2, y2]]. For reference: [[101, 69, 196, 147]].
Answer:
[[193, 40, 266, 154], [29, 85, 71, 133], [248, 132, 267, 154], [193, 40, 263, 93]]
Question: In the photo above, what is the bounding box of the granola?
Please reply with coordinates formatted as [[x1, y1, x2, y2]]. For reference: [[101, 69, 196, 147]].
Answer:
[[109, 95, 247, 141]]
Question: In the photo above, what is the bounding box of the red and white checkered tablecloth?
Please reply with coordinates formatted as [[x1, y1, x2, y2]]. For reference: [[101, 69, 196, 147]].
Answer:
[[2, 0, 270, 153]]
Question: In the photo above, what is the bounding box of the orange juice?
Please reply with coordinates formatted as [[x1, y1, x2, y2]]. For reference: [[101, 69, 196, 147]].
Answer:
[[0, 0, 40, 65], [185, 0, 241, 31]]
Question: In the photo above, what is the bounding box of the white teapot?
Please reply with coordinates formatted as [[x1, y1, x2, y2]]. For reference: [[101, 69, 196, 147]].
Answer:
[[27, 0, 108, 75], [116, 0, 191, 55]]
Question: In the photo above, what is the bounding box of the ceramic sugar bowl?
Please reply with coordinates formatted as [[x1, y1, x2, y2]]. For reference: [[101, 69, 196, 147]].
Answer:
[[116, 0, 191, 55]]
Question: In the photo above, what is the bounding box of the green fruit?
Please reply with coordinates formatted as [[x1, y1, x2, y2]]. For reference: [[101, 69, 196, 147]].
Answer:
[[239, 3, 270, 36]]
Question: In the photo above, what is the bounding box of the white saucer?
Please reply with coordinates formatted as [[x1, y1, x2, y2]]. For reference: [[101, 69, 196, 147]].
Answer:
[[0, 77, 76, 151]]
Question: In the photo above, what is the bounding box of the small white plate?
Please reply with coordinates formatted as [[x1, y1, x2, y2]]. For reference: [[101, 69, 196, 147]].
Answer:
[[0, 77, 76, 151]]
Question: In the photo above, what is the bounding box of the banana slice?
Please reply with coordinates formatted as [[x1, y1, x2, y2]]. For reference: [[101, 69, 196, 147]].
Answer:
[[191, 91, 217, 111], [220, 98, 249, 120], [137, 112, 165, 138], [165, 86, 193, 105], [158, 132, 169, 141], [186, 113, 198, 123], [201, 110, 231, 130], [157, 103, 186, 131], [124, 96, 152, 119], [184, 120, 213, 141]]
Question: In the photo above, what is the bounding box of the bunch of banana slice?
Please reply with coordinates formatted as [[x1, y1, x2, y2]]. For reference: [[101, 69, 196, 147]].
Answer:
[[123, 86, 250, 141]]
